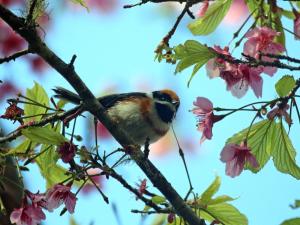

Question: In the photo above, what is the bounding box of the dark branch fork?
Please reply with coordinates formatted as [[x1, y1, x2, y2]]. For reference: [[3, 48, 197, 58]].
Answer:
[[124, 0, 204, 46], [0, 5, 204, 225]]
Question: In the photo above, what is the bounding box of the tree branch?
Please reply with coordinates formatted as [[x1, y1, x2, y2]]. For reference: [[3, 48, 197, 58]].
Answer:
[[0, 106, 81, 145], [0, 49, 32, 64], [0, 5, 204, 225]]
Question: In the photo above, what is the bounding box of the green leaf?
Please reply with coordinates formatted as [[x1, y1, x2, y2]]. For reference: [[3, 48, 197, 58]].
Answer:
[[3, 139, 35, 156], [280, 218, 300, 225], [151, 195, 166, 205], [70, 0, 89, 10], [273, 15, 286, 48], [291, 200, 300, 209], [35, 144, 83, 188], [280, 9, 296, 20], [24, 82, 49, 122], [188, 0, 233, 35], [35, 144, 60, 188], [245, 0, 269, 26], [208, 195, 235, 205], [272, 121, 300, 179], [275, 75, 296, 97], [201, 203, 248, 225], [143, 196, 166, 212], [201, 176, 221, 204], [69, 216, 80, 225], [143, 205, 151, 212], [57, 99, 68, 109], [226, 120, 275, 172], [150, 215, 167, 225], [173, 40, 216, 86], [22, 126, 66, 145]]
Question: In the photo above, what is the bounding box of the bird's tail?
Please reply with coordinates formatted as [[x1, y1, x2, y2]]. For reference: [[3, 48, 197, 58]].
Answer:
[[53, 87, 81, 104]]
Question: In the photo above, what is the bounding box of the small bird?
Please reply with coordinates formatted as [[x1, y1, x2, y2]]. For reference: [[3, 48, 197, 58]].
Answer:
[[53, 87, 180, 145]]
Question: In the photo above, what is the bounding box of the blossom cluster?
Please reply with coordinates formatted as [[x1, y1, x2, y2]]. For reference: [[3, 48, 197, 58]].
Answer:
[[10, 183, 77, 225], [192, 94, 292, 178], [206, 27, 285, 98]]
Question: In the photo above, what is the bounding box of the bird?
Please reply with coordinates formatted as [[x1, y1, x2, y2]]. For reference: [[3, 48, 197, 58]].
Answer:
[[53, 87, 180, 145]]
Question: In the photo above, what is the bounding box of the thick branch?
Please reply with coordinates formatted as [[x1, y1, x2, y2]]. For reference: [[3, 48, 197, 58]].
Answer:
[[0, 5, 204, 225]]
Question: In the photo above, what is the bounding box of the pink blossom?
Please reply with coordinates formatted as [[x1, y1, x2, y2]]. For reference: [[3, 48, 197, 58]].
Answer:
[[57, 142, 77, 163], [198, 0, 209, 17], [243, 26, 285, 76], [220, 63, 263, 98], [294, 12, 300, 39], [267, 104, 292, 125], [45, 183, 77, 213], [206, 46, 264, 98], [25, 190, 47, 209], [10, 204, 45, 225], [220, 142, 259, 178], [192, 97, 224, 143], [237, 64, 263, 98]]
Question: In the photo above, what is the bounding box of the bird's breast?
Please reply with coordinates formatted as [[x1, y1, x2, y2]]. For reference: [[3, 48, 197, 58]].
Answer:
[[107, 99, 169, 145]]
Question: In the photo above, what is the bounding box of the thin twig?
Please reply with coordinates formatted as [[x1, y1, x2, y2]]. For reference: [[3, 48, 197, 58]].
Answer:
[[0, 106, 81, 144], [171, 126, 193, 201], [0, 49, 31, 64]]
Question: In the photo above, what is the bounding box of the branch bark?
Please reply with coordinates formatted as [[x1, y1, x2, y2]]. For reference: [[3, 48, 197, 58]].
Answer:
[[0, 4, 204, 225]]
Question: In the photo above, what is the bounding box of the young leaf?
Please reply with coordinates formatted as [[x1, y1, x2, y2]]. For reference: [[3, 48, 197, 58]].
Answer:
[[173, 40, 216, 86], [208, 195, 235, 205], [272, 121, 300, 179], [35, 144, 60, 188], [4, 139, 35, 156], [280, 9, 296, 20], [70, 0, 89, 10], [280, 218, 300, 225], [24, 82, 49, 122], [291, 200, 300, 209], [201, 203, 248, 225], [188, 0, 233, 35], [56, 99, 68, 109], [226, 120, 275, 172], [35, 144, 83, 188], [151, 195, 166, 205], [22, 126, 66, 145], [273, 15, 286, 48], [200, 176, 221, 204], [275, 75, 296, 97], [70, 216, 80, 225]]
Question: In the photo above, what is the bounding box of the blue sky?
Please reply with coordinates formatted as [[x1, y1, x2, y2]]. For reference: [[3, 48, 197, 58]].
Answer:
[[1, 1, 300, 225]]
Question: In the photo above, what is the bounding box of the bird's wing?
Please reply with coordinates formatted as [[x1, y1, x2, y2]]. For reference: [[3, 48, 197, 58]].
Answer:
[[98, 92, 147, 108]]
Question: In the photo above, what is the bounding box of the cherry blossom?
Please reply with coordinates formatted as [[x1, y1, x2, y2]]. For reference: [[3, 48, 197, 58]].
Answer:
[[192, 97, 224, 143], [294, 11, 300, 39], [25, 190, 47, 209], [57, 141, 77, 163], [267, 103, 292, 126], [243, 26, 285, 76], [1, 102, 24, 123], [45, 183, 77, 213], [220, 142, 259, 178], [10, 204, 45, 225]]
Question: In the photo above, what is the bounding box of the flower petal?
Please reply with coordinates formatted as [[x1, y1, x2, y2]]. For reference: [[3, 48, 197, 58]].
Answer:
[[193, 97, 213, 113], [220, 144, 236, 162]]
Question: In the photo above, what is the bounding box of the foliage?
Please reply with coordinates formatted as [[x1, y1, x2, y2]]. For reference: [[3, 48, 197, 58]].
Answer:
[[173, 40, 216, 86], [188, 0, 233, 35]]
